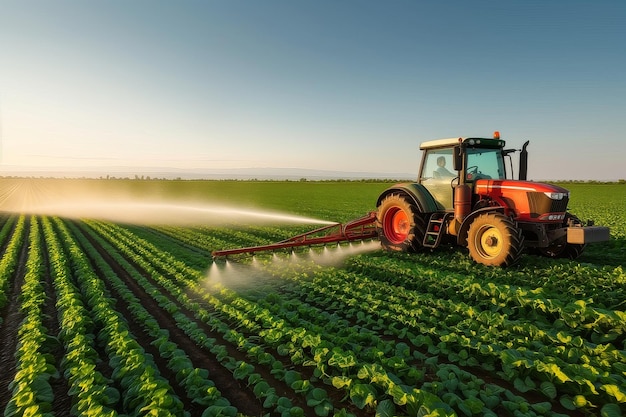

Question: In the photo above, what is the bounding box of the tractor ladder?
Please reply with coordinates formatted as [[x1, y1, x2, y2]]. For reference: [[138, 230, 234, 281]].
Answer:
[[423, 212, 453, 249]]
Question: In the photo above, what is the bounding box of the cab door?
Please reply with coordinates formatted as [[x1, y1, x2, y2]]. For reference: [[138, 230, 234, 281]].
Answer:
[[418, 148, 456, 210]]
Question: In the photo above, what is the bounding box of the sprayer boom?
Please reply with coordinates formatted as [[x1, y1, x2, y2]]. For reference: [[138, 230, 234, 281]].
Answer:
[[211, 212, 378, 258]]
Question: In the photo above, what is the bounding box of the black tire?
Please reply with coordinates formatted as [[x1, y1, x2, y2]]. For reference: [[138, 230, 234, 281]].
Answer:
[[376, 194, 426, 252], [467, 212, 524, 267], [538, 214, 586, 259]]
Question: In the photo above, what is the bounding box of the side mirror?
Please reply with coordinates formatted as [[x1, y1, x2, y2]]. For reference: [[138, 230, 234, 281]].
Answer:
[[452, 145, 462, 171]]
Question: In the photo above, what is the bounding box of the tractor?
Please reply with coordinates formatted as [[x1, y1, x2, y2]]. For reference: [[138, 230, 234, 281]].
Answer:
[[375, 131, 609, 266], [213, 132, 610, 266]]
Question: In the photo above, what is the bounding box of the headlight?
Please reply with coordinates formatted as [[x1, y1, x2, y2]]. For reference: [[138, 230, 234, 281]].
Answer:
[[544, 192, 568, 200]]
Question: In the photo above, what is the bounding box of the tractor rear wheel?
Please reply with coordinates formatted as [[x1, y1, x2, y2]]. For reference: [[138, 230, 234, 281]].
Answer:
[[467, 212, 523, 267], [538, 214, 586, 259], [376, 194, 426, 252]]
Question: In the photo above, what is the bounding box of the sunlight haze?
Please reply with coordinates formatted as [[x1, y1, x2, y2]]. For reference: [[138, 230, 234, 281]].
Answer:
[[1, 1, 624, 180]]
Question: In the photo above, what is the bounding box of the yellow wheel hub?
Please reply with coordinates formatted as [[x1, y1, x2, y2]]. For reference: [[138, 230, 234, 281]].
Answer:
[[477, 226, 502, 258]]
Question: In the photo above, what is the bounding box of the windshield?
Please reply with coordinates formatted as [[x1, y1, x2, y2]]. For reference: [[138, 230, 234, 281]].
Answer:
[[466, 148, 506, 181]]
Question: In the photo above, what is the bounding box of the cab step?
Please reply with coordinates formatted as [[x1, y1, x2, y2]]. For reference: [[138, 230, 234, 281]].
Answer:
[[423, 212, 453, 249]]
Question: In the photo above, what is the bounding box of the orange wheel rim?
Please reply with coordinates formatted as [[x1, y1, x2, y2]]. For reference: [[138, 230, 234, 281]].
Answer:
[[384, 207, 410, 244]]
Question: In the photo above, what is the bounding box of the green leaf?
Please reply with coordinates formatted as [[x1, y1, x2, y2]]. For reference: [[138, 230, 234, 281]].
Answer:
[[556, 331, 572, 344], [530, 402, 551, 414], [284, 370, 302, 386], [479, 393, 500, 409], [537, 362, 571, 383], [513, 378, 527, 393], [307, 388, 328, 405], [253, 381, 271, 398], [462, 397, 485, 414], [328, 349, 357, 369], [247, 373, 263, 386], [31, 376, 54, 403], [601, 384, 626, 403], [202, 405, 238, 417], [375, 399, 395, 417], [314, 402, 333, 417], [277, 397, 293, 408], [3, 399, 17, 417], [559, 395, 577, 411], [169, 355, 193, 374], [333, 409, 356, 417], [263, 393, 279, 409], [540, 381, 557, 399], [233, 361, 254, 380], [289, 407, 305, 417], [102, 387, 121, 405], [601, 403, 623, 417], [389, 383, 408, 406], [350, 383, 377, 409], [291, 379, 312, 394], [332, 376, 352, 389]]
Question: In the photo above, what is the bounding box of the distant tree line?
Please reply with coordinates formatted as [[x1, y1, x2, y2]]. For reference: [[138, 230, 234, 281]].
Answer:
[[1, 175, 624, 184]]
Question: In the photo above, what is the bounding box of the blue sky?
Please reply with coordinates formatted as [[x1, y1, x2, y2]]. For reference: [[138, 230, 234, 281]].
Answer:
[[1, 1, 624, 180]]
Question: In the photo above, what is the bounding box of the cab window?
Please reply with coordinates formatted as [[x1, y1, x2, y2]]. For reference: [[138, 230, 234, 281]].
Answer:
[[465, 148, 506, 181], [419, 149, 456, 210], [421, 149, 456, 180]]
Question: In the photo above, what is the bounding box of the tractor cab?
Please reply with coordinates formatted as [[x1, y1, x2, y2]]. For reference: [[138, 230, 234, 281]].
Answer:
[[418, 133, 519, 210]]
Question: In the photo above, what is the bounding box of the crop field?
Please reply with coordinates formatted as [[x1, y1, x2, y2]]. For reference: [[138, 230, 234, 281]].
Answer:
[[0, 179, 624, 417]]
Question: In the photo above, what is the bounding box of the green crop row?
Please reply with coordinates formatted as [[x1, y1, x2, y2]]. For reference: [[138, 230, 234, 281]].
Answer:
[[346, 255, 626, 347], [0, 215, 26, 318], [51, 217, 186, 416], [300, 264, 625, 411], [41, 216, 120, 416], [257, 258, 575, 417], [4, 217, 58, 417], [67, 220, 244, 417]]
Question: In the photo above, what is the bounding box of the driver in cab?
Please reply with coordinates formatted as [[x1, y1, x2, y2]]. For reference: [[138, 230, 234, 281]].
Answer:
[[434, 156, 455, 178]]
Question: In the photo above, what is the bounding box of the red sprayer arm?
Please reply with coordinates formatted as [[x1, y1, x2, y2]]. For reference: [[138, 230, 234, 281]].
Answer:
[[211, 211, 378, 258]]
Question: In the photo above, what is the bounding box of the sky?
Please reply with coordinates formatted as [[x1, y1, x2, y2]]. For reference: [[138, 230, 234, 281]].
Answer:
[[0, 1, 625, 180]]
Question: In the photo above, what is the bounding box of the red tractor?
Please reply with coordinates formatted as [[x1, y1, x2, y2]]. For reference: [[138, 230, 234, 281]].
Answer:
[[213, 132, 609, 267], [376, 132, 609, 266]]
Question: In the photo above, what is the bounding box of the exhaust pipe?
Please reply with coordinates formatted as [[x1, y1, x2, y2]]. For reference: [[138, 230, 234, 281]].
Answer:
[[519, 140, 529, 180]]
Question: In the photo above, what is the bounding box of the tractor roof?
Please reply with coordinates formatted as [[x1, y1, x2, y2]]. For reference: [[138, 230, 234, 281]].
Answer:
[[419, 138, 464, 150], [420, 137, 505, 150]]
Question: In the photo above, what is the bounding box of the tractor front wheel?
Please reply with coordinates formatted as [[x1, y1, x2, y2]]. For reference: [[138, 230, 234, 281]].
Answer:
[[467, 212, 523, 267], [376, 194, 425, 252]]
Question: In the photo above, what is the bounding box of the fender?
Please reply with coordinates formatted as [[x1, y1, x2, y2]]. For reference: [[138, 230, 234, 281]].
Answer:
[[457, 206, 506, 246], [376, 183, 440, 213]]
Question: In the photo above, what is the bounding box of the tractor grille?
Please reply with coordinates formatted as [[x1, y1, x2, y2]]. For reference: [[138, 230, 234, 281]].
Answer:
[[527, 192, 568, 217]]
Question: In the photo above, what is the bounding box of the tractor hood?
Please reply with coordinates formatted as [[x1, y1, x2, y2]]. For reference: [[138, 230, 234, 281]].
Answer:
[[474, 180, 570, 222]]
